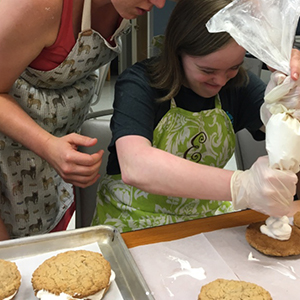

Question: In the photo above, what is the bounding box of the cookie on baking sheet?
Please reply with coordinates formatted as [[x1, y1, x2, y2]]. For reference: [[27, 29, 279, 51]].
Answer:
[[31, 250, 113, 299], [0, 259, 21, 300], [293, 211, 300, 229], [245, 221, 300, 257], [198, 278, 272, 300]]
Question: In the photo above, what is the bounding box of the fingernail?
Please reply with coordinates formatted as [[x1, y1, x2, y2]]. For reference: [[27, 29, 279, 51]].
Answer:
[[293, 72, 299, 80]]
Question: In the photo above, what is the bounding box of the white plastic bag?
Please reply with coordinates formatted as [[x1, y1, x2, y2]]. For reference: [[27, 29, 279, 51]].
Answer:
[[266, 113, 300, 172], [206, 0, 300, 173], [206, 0, 300, 75]]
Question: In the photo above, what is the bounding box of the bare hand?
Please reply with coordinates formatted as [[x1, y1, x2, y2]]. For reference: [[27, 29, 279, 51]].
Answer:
[[44, 133, 104, 188], [290, 48, 300, 81]]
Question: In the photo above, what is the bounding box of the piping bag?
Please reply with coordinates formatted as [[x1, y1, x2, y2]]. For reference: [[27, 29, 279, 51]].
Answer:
[[206, 0, 300, 222]]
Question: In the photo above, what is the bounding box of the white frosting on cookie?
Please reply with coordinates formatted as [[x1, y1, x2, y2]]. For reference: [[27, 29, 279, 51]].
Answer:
[[36, 270, 115, 300], [4, 291, 17, 300], [260, 216, 292, 241], [36, 290, 104, 300]]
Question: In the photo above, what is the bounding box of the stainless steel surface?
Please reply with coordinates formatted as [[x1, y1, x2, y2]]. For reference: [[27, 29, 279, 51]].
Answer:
[[0, 225, 154, 300]]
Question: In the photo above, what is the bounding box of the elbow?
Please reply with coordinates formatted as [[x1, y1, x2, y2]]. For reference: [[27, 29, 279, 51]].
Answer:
[[118, 145, 154, 189], [120, 163, 148, 188], [121, 168, 140, 187]]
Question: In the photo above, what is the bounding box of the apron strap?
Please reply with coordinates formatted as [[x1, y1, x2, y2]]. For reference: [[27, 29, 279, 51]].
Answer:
[[81, 0, 92, 31], [215, 94, 222, 109], [170, 98, 177, 109], [110, 19, 131, 41]]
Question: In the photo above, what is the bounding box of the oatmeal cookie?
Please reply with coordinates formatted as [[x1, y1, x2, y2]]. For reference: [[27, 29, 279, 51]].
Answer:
[[31, 250, 112, 299], [0, 259, 21, 300], [198, 278, 272, 300], [293, 211, 300, 229], [246, 221, 300, 257]]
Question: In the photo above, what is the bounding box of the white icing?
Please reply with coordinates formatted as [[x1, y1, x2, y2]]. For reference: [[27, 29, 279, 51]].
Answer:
[[260, 216, 292, 241], [36, 270, 115, 300], [4, 291, 17, 300], [248, 252, 260, 261], [167, 255, 206, 280]]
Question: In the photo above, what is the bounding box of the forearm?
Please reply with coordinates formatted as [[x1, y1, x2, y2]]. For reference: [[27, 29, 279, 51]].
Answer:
[[118, 138, 233, 201], [0, 93, 54, 159], [0, 94, 104, 188]]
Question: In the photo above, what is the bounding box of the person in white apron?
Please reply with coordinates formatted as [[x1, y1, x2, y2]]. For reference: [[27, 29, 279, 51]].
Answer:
[[0, 0, 163, 239], [92, 0, 300, 233]]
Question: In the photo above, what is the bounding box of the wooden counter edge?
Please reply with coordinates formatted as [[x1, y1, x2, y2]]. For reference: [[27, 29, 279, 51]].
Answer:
[[121, 210, 267, 248]]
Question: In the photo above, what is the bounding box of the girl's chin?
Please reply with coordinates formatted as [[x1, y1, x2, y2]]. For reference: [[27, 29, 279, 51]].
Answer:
[[206, 86, 222, 95], [190, 84, 221, 98], [200, 87, 221, 96]]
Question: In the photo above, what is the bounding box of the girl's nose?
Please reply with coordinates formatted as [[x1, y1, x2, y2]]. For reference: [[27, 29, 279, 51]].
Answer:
[[150, 0, 166, 9], [213, 75, 228, 86]]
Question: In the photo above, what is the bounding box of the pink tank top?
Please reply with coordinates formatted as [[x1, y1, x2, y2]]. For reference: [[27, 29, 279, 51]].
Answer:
[[29, 0, 122, 71], [29, 0, 75, 71]]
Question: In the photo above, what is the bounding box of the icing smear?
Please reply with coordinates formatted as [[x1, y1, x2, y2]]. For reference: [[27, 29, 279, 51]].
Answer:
[[167, 256, 206, 281], [260, 216, 292, 241]]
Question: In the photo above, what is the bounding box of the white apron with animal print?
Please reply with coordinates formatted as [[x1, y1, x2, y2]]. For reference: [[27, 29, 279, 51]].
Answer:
[[93, 96, 236, 233], [0, 0, 131, 238]]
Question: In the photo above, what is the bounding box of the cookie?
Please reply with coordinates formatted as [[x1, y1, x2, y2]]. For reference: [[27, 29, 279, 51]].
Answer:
[[198, 278, 272, 300], [246, 221, 300, 257], [293, 211, 300, 229], [0, 259, 21, 300], [31, 250, 113, 299]]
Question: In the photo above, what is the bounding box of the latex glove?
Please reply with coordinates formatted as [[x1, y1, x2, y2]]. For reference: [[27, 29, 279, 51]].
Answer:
[[265, 71, 288, 96], [261, 71, 300, 125], [230, 156, 297, 217], [266, 71, 300, 108]]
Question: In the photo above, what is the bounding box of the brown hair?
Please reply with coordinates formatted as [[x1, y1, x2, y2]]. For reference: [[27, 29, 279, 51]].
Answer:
[[148, 0, 248, 101]]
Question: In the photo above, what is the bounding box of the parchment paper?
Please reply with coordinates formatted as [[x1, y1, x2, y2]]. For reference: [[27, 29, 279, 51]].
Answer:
[[130, 234, 238, 299], [130, 225, 300, 300], [12, 242, 123, 300], [205, 226, 300, 300]]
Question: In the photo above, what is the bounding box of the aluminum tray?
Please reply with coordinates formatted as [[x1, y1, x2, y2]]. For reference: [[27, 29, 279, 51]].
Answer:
[[0, 225, 155, 300]]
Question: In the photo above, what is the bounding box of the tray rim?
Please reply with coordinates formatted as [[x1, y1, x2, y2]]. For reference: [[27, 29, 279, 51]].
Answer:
[[0, 225, 155, 300]]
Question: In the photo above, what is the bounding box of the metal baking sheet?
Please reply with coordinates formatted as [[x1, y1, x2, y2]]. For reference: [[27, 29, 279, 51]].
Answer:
[[0, 225, 154, 300]]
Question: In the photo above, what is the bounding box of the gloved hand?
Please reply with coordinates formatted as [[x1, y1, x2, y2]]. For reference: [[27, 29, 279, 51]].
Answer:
[[230, 156, 298, 217], [266, 71, 300, 108], [261, 71, 300, 125], [265, 71, 288, 95]]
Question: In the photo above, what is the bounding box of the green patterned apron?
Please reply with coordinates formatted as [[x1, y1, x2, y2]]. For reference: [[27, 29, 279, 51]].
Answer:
[[0, 0, 130, 238], [93, 95, 236, 232]]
